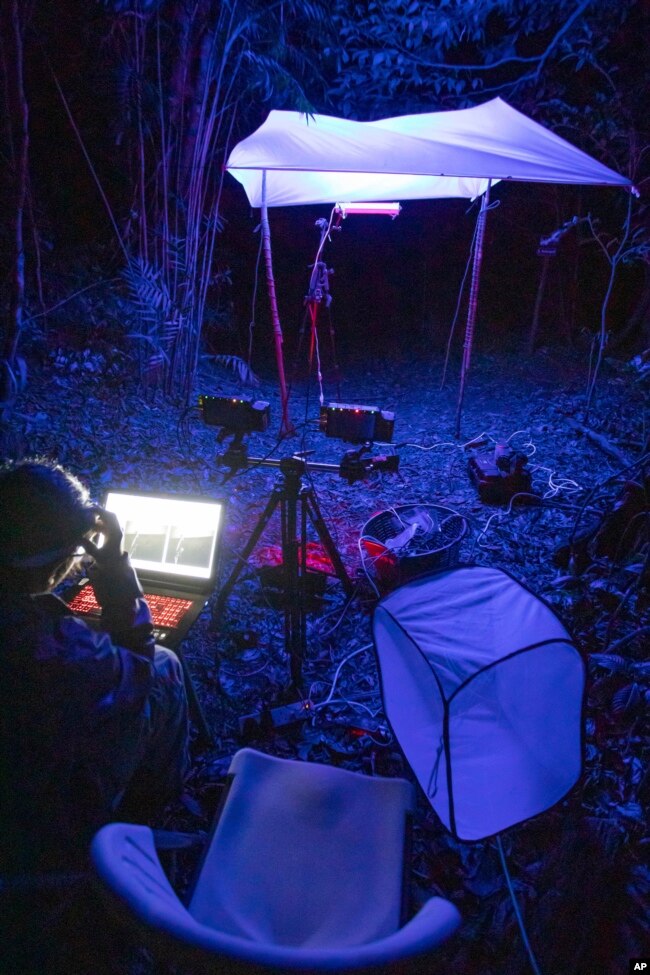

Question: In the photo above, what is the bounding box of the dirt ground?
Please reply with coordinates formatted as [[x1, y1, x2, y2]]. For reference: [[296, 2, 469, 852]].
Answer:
[[6, 335, 649, 974]]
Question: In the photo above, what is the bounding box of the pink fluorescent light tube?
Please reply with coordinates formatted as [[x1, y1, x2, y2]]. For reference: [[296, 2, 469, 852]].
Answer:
[[335, 202, 401, 218]]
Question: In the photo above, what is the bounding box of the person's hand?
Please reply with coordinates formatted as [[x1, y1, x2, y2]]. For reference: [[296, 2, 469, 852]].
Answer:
[[82, 508, 144, 607], [81, 508, 124, 565]]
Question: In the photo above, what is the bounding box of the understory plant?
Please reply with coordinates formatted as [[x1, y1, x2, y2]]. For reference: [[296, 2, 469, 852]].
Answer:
[[98, 0, 330, 400]]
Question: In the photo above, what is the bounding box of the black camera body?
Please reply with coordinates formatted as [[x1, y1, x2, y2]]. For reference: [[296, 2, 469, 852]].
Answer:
[[319, 402, 394, 444], [199, 395, 270, 434]]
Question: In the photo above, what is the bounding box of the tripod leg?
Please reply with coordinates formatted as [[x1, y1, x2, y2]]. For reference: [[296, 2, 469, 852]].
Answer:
[[174, 645, 213, 750], [306, 490, 354, 596], [308, 301, 318, 371], [281, 493, 303, 690], [212, 490, 280, 622], [325, 307, 343, 401], [289, 304, 311, 390], [300, 495, 308, 674]]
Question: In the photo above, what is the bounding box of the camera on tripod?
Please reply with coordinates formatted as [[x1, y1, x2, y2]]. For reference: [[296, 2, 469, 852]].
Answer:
[[319, 402, 394, 444], [199, 394, 270, 434], [199, 394, 271, 472]]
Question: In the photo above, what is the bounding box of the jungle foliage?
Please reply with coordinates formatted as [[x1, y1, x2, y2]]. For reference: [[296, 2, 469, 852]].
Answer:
[[1, 0, 648, 403]]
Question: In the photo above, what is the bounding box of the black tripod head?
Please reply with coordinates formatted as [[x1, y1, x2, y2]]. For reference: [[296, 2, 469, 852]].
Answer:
[[339, 445, 400, 484], [218, 431, 250, 473]]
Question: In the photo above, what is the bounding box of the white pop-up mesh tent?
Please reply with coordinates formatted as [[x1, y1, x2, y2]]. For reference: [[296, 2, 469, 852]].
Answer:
[[226, 98, 631, 433], [372, 566, 585, 841]]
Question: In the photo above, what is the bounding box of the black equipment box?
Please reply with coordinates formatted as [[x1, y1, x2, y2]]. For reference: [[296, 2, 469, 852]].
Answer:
[[468, 450, 533, 504], [319, 402, 394, 444], [200, 395, 270, 433]]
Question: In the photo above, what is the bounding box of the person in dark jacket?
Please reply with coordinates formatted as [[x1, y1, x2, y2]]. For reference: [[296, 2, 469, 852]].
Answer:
[[0, 458, 190, 868], [0, 459, 191, 972]]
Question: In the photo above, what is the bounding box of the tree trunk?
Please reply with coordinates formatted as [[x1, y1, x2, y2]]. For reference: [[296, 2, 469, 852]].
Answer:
[[179, 21, 214, 193], [565, 191, 583, 344], [1, 0, 29, 387], [612, 263, 650, 352], [585, 194, 633, 420], [454, 183, 490, 438], [261, 172, 293, 435], [527, 255, 550, 355]]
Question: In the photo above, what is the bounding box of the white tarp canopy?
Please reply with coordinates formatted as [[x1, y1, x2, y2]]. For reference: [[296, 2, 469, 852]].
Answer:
[[227, 97, 631, 207]]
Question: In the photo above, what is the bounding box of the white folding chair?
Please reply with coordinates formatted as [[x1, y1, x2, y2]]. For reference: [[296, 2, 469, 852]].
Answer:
[[91, 748, 460, 972]]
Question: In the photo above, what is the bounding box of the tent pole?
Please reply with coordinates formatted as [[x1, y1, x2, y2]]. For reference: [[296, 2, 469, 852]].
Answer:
[[454, 181, 491, 439], [261, 170, 293, 434]]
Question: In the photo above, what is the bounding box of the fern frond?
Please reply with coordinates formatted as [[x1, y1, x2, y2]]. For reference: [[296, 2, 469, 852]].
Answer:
[[162, 308, 185, 347], [122, 257, 173, 320], [208, 354, 259, 386]]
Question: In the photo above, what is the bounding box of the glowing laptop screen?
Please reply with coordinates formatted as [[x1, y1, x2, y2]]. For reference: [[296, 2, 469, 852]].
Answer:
[[104, 492, 223, 581]]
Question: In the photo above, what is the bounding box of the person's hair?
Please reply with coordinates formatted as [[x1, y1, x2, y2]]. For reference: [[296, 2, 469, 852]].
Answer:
[[0, 458, 95, 594]]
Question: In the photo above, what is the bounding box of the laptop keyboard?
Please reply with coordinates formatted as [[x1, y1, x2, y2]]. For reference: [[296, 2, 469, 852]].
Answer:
[[68, 585, 194, 630]]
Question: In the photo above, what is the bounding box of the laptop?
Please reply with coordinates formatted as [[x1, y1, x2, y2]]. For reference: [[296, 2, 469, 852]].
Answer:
[[65, 489, 226, 649]]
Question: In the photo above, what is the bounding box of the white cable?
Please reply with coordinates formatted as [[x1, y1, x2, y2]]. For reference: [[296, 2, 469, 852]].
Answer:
[[311, 643, 387, 727], [505, 429, 537, 458], [401, 441, 458, 451], [474, 491, 543, 549], [506, 428, 529, 443], [530, 465, 581, 499], [313, 206, 337, 267], [358, 537, 384, 598], [312, 696, 380, 718], [476, 511, 502, 548], [318, 644, 372, 707], [461, 431, 497, 448], [394, 430, 499, 454], [309, 584, 361, 640], [360, 535, 399, 571], [384, 505, 409, 529], [313, 320, 325, 406]]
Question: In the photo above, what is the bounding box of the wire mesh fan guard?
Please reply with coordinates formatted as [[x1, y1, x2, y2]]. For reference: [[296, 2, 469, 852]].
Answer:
[[361, 503, 467, 591]]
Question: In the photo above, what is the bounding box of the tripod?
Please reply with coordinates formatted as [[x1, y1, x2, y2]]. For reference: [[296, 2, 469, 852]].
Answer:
[[292, 217, 343, 403], [213, 456, 353, 690]]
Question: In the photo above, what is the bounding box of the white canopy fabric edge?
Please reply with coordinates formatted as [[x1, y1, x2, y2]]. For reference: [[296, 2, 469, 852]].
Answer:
[[226, 97, 631, 208]]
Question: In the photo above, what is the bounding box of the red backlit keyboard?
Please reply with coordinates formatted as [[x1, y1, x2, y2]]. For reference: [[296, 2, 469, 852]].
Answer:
[[68, 585, 194, 630]]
